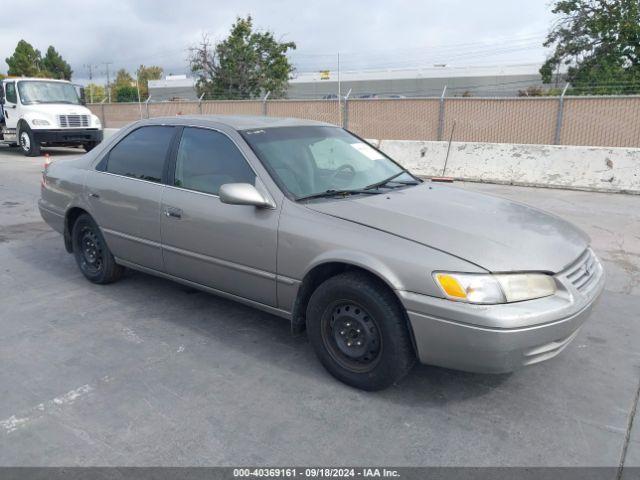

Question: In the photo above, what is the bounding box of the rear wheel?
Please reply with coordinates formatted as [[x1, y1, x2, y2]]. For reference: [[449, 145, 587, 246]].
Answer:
[[19, 125, 41, 157], [71, 213, 123, 284], [306, 271, 416, 391]]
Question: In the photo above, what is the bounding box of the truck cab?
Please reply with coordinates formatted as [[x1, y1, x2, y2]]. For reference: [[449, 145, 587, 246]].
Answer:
[[0, 77, 103, 156]]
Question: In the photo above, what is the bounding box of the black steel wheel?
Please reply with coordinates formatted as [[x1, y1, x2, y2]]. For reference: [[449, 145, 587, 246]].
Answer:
[[78, 225, 104, 276], [71, 213, 123, 284], [306, 271, 416, 391], [322, 301, 382, 373]]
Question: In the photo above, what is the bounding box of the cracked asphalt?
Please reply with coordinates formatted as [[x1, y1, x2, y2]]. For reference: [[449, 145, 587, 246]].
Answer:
[[0, 145, 639, 473]]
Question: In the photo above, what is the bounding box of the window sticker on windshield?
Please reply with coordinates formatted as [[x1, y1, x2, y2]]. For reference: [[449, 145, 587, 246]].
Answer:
[[351, 142, 385, 160]]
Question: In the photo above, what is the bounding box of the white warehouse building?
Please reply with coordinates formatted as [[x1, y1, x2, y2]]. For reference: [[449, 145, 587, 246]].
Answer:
[[287, 63, 565, 98]]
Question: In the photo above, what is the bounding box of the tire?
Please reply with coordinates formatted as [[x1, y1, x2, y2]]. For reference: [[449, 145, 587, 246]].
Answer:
[[71, 213, 123, 284], [83, 141, 99, 152], [306, 271, 416, 391], [18, 124, 41, 157]]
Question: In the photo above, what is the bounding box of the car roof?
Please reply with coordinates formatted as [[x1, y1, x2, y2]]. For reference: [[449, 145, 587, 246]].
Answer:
[[143, 114, 336, 131]]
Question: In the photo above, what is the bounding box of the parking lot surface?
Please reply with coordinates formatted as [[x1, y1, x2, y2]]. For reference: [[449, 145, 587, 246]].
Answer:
[[0, 145, 639, 470]]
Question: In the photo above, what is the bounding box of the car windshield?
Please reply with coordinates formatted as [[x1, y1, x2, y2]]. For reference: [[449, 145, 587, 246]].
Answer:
[[241, 126, 417, 199], [17, 81, 80, 105]]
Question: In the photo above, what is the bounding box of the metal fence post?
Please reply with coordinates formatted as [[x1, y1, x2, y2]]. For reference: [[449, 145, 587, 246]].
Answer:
[[145, 95, 152, 119], [198, 92, 205, 115], [554, 83, 570, 145], [343, 89, 352, 129], [437, 85, 447, 141], [262, 91, 271, 116], [100, 98, 107, 128]]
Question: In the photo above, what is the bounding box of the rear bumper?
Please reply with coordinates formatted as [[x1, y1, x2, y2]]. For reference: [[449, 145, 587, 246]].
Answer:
[[399, 251, 605, 373], [33, 128, 103, 145], [38, 200, 65, 234]]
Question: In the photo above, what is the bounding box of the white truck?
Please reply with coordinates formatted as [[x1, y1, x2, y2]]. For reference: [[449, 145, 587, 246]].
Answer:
[[0, 77, 103, 156]]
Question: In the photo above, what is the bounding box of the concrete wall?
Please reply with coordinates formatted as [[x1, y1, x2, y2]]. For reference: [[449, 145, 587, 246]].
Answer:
[[372, 140, 640, 194]]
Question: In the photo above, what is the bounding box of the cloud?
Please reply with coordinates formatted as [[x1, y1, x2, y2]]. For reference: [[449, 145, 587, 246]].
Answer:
[[0, 0, 554, 83]]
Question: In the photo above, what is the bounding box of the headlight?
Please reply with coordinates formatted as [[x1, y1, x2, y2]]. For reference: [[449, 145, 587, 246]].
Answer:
[[92, 115, 101, 127], [31, 119, 50, 126], [433, 272, 556, 304]]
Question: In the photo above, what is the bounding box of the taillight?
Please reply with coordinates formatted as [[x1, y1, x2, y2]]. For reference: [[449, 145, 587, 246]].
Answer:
[[42, 154, 52, 187]]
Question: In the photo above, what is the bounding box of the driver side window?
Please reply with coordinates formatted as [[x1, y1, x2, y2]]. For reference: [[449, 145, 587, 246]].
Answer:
[[5, 83, 17, 104], [174, 127, 256, 196]]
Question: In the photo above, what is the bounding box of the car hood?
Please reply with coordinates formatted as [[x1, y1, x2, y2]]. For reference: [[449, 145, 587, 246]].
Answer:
[[304, 183, 589, 273]]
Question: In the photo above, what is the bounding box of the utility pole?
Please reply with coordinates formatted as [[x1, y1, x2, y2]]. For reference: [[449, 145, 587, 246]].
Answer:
[[337, 52, 341, 125], [102, 62, 113, 103], [83, 64, 95, 103]]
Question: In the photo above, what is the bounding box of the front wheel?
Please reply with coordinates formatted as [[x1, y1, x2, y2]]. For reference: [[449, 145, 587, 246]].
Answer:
[[83, 141, 99, 152], [306, 271, 416, 391], [19, 125, 41, 157], [71, 213, 123, 284]]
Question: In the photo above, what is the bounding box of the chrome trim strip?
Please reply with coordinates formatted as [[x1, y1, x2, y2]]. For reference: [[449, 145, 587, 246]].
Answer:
[[93, 170, 164, 186], [276, 275, 300, 286], [162, 243, 276, 281], [164, 183, 220, 199], [101, 227, 162, 249], [115, 257, 291, 320]]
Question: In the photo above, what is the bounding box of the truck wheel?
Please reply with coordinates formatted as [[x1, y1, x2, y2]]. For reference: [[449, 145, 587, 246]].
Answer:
[[19, 125, 41, 157], [83, 141, 99, 152], [71, 213, 123, 284], [306, 271, 416, 391]]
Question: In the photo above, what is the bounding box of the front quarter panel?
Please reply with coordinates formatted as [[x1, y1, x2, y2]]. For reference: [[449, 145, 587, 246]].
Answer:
[[277, 200, 484, 312]]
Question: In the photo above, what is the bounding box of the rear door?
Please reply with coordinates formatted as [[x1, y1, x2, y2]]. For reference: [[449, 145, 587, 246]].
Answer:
[[160, 126, 279, 306], [86, 125, 177, 271]]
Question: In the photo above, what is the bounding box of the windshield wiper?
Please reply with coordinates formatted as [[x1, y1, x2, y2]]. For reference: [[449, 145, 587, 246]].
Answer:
[[297, 189, 383, 201], [364, 171, 419, 191]]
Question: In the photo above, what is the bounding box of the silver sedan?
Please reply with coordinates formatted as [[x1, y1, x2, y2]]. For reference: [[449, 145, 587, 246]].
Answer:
[[39, 116, 605, 390]]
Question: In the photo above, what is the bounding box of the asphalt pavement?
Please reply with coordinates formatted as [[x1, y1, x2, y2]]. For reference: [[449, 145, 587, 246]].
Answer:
[[0, 145, 638, 472]]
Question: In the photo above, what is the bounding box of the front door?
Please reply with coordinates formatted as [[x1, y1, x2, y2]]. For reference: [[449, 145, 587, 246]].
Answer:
[[3, 81, 19, 130], [160, 126, 279, 307], [86, 125, 176, 271]]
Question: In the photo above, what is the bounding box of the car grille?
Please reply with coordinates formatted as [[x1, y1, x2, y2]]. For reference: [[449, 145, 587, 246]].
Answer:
[[563, 248, 600, 293], [58, 114, 90, 128]]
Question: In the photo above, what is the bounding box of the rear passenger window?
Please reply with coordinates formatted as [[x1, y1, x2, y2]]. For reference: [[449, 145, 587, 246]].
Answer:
[[174, 127, 256, 195], [106, 126, 174, 182]]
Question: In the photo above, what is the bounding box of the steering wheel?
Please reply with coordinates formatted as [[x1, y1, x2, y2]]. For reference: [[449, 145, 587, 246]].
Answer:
[[331, 164, 356, 187]]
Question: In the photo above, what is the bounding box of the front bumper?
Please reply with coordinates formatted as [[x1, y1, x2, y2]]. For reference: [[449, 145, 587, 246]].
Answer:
[[32, 128, 103, 145], [400, 249, 605, 373]]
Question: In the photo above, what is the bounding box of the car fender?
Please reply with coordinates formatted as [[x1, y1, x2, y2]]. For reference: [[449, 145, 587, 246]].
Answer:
[[303, 249, 404, 291]]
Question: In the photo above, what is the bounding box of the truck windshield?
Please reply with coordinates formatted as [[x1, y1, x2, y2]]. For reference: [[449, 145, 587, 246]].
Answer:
[[17, 81, 80, 105]]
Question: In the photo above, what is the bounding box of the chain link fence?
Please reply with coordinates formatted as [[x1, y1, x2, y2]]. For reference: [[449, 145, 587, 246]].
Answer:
[[88, 95, 640, 148]]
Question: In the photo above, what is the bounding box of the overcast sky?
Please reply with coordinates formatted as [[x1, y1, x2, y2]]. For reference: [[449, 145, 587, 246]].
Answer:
[[1, 0, 556, 84]]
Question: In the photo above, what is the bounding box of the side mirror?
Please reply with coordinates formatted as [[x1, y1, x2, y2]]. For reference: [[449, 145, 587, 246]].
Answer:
[[74, 85, 86, 105], [219, 183, 273, 208]]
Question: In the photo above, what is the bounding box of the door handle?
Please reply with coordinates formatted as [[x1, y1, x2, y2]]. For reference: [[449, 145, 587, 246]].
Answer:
[[164, 207, 182, 218], [88, 192, 100, 199]]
